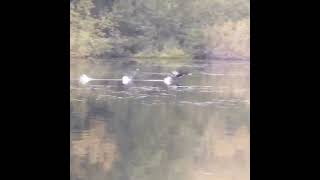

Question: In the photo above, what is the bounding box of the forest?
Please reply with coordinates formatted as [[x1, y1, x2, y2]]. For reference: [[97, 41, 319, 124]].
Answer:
[[70, 0, 250, 61]]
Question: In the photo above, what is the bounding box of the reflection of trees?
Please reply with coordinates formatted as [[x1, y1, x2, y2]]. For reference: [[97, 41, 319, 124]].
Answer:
[[102, 97, 249, 180], [198, 121, 249, 157], [70, 89, 115, 132], [70, 98, 249, 180], [193, 119, 250, 180], [70, 62, 250, 180], [71, 120, 118, 179]]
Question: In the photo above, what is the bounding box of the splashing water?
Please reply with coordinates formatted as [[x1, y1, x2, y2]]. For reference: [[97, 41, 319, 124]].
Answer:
[[122, 76, 131, 85], [79, 74, 91, 85], [163, 76, 172, 85]]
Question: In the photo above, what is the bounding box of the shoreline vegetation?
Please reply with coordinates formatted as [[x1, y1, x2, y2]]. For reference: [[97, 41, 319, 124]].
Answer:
[[70, 0, 250, 63]]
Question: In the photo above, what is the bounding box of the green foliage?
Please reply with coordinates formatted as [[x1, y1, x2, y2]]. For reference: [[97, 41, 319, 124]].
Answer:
[[203, 17, 250, 59], [134, 46, 190, 58], [70, 0, 114, 58], [70, 0, 250, 60]]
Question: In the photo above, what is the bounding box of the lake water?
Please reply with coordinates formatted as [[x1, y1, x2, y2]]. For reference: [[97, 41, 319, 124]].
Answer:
[[70, 59, 250, 180]]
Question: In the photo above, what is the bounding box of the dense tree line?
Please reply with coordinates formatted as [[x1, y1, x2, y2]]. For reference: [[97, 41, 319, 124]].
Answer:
[[71, 0, 249, 61]]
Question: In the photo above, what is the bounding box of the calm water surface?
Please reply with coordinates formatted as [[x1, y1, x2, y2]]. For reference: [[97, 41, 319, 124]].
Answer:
[[70, 59, 250, 180]]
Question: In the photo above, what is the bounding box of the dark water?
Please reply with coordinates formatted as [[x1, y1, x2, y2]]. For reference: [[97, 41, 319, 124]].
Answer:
[[70, 59, 250, 180]]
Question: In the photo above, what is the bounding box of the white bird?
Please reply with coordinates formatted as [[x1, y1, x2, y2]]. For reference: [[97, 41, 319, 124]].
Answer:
[[163, 70, 192, 85]]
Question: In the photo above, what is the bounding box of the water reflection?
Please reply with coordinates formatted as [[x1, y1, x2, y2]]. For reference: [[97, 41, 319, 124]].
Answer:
[[70, 59, 250, 180], [71, 120, 118, 180]]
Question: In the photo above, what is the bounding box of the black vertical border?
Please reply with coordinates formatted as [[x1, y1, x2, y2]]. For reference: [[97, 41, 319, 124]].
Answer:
[[3, 1, 71, 179]]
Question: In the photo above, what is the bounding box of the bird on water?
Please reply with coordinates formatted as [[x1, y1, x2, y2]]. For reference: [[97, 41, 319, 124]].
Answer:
[[163, 70, 192, 85]]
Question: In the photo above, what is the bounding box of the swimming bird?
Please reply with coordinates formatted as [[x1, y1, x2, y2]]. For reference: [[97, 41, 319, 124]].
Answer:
[[171, 70, 192, 78], [163, 70, 192, 85]]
